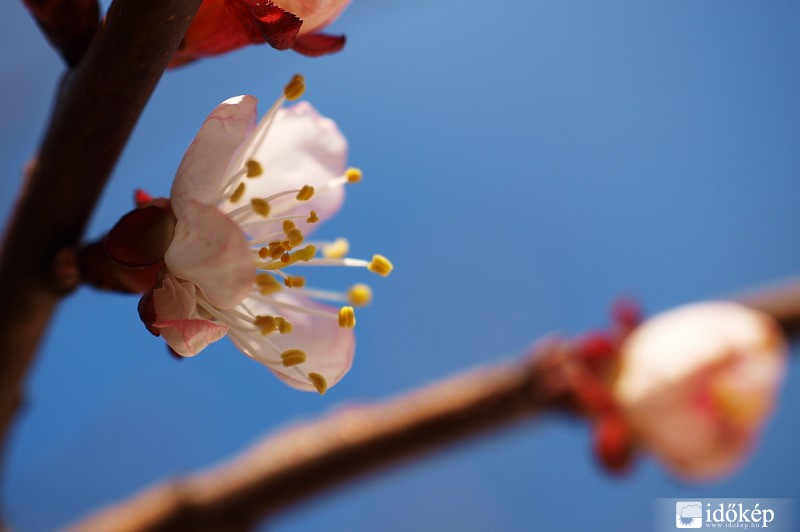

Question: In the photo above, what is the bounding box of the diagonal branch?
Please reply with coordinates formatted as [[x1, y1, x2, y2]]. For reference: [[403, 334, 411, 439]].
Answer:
[[0, 0, 203, 470], [67, 351, 568, 532], [65, 283, 800, 532]]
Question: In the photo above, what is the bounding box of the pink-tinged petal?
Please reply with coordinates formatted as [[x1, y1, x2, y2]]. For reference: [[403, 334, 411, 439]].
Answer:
[[225, 102, 347, 239], [171, 95, 258, 218], [157, 319, 229, 357], [614, 301, 787, 480], [164, 201, 253, 309], [273, 0, 350, 34], [292, 33, 345, 57], [232, 293, 354, 392], [169, 0, 302, 67], [139, 275, 228, 357]]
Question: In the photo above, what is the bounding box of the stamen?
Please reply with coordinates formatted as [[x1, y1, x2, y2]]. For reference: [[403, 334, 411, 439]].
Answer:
[[284, 275, 306, 288], [286, 228, 304, 247], [296, 185, 315, 201], [298, 257, 370, 267], [261, 245, 317, 270], [281, 349, 307, 367], [195, 299, 256, 332], [269, 243, 285, 260], [322, 238, 350, 259], [246, 160, 263, 178], [308, 372, 328, 395], [268, 299, 340, 319], [225, 76, 301, 192], [255, 315, 278, 335], [230, 182, 246, 203], [307, 211, 319, 224], [254, 272, 282, 294], [276, 317, 293, 334], [225, 328, 284, 366], [345, 167, 362, 183], [282, 220, 296, 232], [284, 74, 305, 101], [251, 198, 271, 217], [338, 306, 356, 328], [368, 255, 393, 277], [348, 284, 373, 307]]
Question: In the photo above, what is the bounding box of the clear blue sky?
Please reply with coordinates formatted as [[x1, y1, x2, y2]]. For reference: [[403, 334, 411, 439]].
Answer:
[[2, 1, 800, 530]]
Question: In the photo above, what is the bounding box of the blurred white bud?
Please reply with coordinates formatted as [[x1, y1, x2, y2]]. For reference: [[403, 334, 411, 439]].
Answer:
[[613, 301, 787, 480]]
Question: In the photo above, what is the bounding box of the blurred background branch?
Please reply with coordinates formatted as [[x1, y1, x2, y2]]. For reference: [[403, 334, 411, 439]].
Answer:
[[0, 0, 202, 480], [67, 283, 800, 532], [67, 346, 570, 532]]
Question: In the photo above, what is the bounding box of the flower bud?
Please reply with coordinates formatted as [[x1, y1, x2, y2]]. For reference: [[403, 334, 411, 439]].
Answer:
[[613, 301, 787, 480]]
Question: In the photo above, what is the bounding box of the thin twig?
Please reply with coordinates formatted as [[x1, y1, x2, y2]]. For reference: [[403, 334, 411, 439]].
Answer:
[[67, 349, 574, 532], [733, 276, 800, 337], [0, 0, 202, 471]]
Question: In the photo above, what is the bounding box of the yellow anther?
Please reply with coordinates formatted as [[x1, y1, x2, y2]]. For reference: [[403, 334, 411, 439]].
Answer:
[[269, 243, 285, 260], [294, 244, 316, 262], [276, 317, 293, 334], [338, 306, 356, 328], [263, 245, 316, 269], [280, 240, 293, 251], [322, 238, 350, 259], [307, 210, 319, 224], [308, 372, 328, 395], [286, 228, 304, 247], [258, 247, 270, 259], [284, 275, 306, 288], [254, 272, 272, 285], [261, 284, 282, 295], [348, 284, 373, 307], [245, 160, 263, 178], [283, 74, 305, 101], [282, 220, 296, 233], [296, 185, 315, 201], [254, 273, 282, 294], [345, 167, 362, 183], [368, 255, 393, 277], [251, 198, 271, 217], [280, 349, 307, 367], [230, 182, 246, 203], [254, 315, 277, 335]]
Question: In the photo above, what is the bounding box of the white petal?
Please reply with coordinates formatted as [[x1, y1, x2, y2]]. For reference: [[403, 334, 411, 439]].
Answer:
[[165, 201, 253, 309], [171, 95, 258, 217], [232, 293, 354, 392], [224, 102, 347, 239]]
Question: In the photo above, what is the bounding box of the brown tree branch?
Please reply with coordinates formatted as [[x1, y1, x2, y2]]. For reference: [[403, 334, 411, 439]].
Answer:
[[0, 0, 202, 473], [22, 0, 101, 67], [64, 284, 800, 532], [733, 276, 800, 337], [67, 349, 575, 532]]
